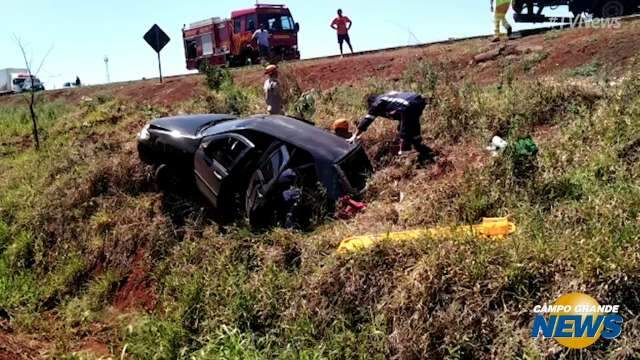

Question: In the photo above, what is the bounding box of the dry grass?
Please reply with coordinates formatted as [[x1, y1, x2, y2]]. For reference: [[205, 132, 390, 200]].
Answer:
[[0, 59, 639, 358]]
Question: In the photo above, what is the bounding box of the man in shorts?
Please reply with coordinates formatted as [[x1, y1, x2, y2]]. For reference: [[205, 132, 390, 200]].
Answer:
[[330, 9, 353, 57]]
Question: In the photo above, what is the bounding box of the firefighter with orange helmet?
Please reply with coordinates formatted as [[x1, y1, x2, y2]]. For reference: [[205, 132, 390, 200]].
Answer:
[[332, 118, 352, 139]]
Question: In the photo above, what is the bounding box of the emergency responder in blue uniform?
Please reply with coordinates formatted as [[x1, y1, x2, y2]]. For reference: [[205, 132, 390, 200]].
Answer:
[[348, 91, 435, 161]]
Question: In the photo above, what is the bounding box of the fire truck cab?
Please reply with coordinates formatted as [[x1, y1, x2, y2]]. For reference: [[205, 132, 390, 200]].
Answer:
[[183, 4, 300, 70]]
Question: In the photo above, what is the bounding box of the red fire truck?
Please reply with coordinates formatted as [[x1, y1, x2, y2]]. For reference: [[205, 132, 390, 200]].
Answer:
[[182, 4, 300, 70]]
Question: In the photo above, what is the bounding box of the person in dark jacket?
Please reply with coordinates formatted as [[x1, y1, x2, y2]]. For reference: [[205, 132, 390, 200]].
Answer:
[[348, 91, 435, 160]]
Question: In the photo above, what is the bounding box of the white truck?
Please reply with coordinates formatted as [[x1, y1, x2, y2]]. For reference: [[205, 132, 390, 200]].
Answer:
[[0, 68, 44, 95]]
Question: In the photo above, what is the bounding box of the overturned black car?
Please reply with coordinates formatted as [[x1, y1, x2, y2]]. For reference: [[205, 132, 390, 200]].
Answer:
[[137, 114, 373, 227]]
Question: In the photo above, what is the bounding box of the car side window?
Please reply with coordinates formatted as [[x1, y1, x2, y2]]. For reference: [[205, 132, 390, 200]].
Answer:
[[234, 18, 242, 33], [206, 137, 249, 170]]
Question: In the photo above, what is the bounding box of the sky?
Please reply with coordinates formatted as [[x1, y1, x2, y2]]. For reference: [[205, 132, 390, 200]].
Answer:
[[0, 0, 571, 88]]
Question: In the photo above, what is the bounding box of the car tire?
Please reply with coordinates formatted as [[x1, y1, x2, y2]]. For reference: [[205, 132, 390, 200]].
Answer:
[[244, 141, 286, 227], [244, 170, 262, 219], [596, 0, 626, 17], [154, 164, 174, 189]]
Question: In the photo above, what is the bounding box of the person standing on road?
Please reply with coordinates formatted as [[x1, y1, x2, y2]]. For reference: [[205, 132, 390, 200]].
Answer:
[[491, 0, 513, 41], [331, 9, 353, 57], [263, 64, 283, 115], [252, 23, 271, 62], [348, 91, 435, 162]]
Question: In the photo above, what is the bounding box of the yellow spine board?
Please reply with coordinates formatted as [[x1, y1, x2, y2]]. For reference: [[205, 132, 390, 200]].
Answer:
[[337, 218, 516, 253]]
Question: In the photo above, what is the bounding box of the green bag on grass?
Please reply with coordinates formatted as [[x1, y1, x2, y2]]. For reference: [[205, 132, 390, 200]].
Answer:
[[511, 136, 538, 180]]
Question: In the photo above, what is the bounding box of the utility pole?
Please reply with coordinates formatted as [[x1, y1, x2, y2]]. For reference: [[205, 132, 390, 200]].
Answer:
[[104, 56, 111, 83]]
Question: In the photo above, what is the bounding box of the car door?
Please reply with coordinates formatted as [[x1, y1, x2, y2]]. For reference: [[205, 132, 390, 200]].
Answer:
[[245, 143, 291, 222], [194, 134, 255, 208]]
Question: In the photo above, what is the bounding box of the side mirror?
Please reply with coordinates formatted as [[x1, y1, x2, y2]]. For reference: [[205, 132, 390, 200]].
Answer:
[[294, 22, 300, 32]]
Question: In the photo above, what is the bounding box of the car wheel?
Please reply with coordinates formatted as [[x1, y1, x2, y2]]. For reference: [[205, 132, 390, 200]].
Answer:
[[154, 164, 174, 189], [245, 169, 274, 228], [597, 0, 625, 17]]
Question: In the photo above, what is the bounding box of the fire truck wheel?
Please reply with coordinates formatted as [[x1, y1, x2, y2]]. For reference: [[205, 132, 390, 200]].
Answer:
[[512, 0, 524, 14]]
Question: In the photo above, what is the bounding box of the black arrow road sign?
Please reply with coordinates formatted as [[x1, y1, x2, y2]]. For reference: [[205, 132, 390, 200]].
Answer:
[[143, 24, 170, 83]]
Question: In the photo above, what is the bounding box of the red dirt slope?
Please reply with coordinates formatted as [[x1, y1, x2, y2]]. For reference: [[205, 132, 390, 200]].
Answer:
[[236, 19, 640, 89], [2, 19, 639, 108]]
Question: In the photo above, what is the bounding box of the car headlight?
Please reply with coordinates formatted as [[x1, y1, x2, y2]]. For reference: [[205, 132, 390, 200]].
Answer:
[[138, 124, 151, 141]]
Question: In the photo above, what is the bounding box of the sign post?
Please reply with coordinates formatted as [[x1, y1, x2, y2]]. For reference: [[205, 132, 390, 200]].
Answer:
[[157, 52, 163, 83], [143, 24, 170, 84]]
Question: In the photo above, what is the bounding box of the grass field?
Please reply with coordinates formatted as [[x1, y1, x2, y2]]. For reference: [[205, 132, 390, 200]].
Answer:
[[0, 57, 639, 358]]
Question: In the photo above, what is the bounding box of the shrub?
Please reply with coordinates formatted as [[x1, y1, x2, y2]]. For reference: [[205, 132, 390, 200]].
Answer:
[[291, 90, 317, 120], [277, 66, 303, 106], [200, 63, 233, 90], [222, 85, 249, 115]]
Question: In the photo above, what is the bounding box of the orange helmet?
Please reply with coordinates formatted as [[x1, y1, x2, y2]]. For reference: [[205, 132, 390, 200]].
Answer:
[[264, 64, 278, 75], [332, 118, 350, 131]]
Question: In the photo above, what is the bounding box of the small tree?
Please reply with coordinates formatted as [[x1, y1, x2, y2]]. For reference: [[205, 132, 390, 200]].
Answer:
[[199, 62, 232, 91], [14, 36, 52, 150]]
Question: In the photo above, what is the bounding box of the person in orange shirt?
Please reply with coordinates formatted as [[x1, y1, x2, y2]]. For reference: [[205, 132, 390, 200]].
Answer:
[[330, 9, 353, 57]]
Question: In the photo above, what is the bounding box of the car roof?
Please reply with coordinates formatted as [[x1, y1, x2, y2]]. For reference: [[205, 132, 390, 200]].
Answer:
[[204, 115, 357, 163]]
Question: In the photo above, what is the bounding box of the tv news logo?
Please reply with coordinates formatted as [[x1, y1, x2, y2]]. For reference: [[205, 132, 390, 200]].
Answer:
[[549, 16, 622, 30], [530, 292, 623, 349]]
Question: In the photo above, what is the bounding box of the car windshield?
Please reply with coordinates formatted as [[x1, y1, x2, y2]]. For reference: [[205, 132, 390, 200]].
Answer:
[[258, 14, 295, 32], [197, 117, 237, 135]]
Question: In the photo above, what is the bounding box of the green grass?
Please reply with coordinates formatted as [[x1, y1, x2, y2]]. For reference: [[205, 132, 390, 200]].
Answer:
[[0, 98, 70, 140], [567, 62, 602, 77], [0, 60, 639, 358]]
